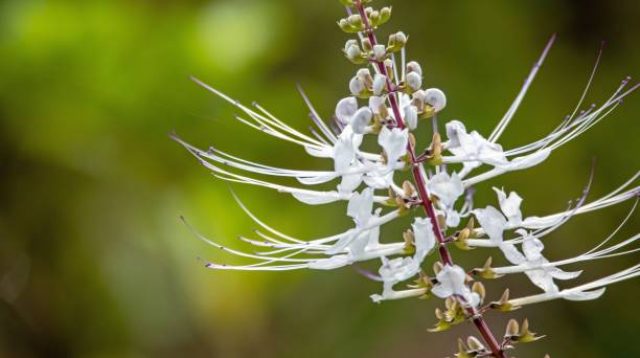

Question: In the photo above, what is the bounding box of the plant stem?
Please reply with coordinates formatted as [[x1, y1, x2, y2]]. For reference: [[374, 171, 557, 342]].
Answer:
[[353, 2, 507, 356]]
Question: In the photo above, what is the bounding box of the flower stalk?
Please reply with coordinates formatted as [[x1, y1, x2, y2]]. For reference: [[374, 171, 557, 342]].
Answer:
[[175, 0, 640, 356], [351, 1, 505, 356]]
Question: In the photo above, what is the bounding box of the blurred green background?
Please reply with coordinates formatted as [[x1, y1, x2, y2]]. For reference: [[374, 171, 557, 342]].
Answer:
[[1, 0, 639, 357]]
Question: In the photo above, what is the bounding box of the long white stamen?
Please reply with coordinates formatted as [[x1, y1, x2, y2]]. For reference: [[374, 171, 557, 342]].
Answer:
[[489, 34, 556, 143]]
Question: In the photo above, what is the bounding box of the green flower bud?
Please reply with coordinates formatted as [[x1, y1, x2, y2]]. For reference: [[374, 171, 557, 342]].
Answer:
[[347, 14, 363, 28], [387, 31, 408, 52], [343, 39, 366, 64], [379, 6, 392, 25]]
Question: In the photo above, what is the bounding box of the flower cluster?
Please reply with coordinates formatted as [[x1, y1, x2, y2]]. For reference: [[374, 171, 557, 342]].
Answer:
[[175, 0, 639, 356]]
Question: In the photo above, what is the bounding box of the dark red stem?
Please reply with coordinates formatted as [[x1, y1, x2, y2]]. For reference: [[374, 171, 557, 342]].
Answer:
[[353, 2, 506, 357]]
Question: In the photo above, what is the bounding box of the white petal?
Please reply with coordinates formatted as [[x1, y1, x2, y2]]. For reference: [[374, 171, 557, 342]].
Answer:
[[363, 170, 394, 189], [445, 210, 461, 228], [291, 192, 341, 205], [432, 265, 467, 300], [379, 257, 420, 282], [347, 188, 374, 226], [424, 88, 447, 112], [404, 105, 418, 130], [369, 96, 385, 114], [562, 288, 606, 301], [378, 126, 408, 170], [501, 148, 551, 171], [333, 135, 356, 172], [525, 269, 559, 293], [304, 145, 333, 158], [499, 243, 526, 265], [406, 61, 422, 76], [494, 187, 523, 225], [473, 206, 507, 244], [548, 267, 583, 281], [350, 107, 373, 134], [373, 74, 387, 96], [522, 234, 545, 261], [412, 217, 436, 260], [335, 97, 358, 125], [349, 76, 365, 96], [308, 255, 350, 270], [338, 172, 363, 194], [406, 72, 422, 92]]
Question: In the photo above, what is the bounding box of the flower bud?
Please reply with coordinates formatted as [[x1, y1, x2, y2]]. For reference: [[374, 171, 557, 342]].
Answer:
[[350, 107, 373, 134], [335, 97, 358, 124], [466, 336, 485, 351], [505, 319, 520, 338], [406, 71, 422, 92], [471, 281, 486, 303], [402, 180, 416, 197], [404, 104, 418, 130], [406, 61, 422, 77], [379, 6, 392, 25], [357, 68, 373, 85], [433, 261, 443, 275], [337, 19, 356, 33], [372, 74, 387, 95], [424, 88, 447, 112], [349, 76, 366, 97], [361, 37, 372, 51], [384, 59, 394, 80], [387, 31, 407, 52], [343, 40, 364, 64], [372, 44, 387, 61], [368, 10, 380, 25], [411, 90, 426, 110], [347, 14, 363, 28]]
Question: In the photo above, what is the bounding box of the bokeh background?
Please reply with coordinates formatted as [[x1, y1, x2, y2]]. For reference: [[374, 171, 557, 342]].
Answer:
[[1, 0, 639, 357]]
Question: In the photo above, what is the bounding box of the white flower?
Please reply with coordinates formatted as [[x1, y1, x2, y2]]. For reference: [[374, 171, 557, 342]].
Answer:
[[493, 188, 523, 226], [432, 265, 480, 307], [499, 230, 582, 293], [378, 126, 408, 171], [369, 217, 436, 303], [370, 257, 424, 303], [445, 120, 507, 167], [332, 126, 365, 194]]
